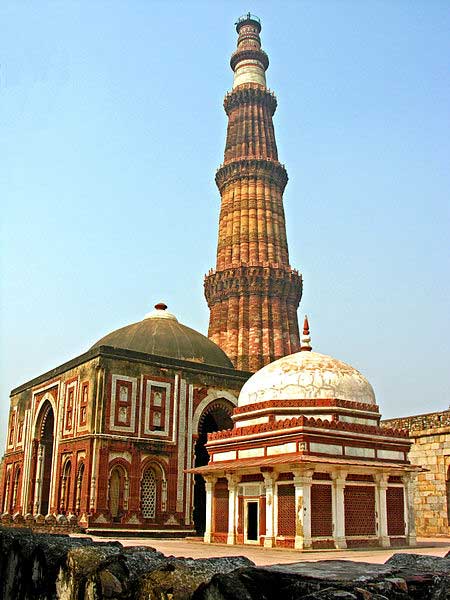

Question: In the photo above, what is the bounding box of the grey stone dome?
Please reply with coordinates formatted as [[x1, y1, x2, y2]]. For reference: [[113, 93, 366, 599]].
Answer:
[[91, 303, 233, 369]]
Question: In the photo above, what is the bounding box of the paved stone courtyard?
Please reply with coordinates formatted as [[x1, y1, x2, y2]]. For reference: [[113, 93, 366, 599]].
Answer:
[[73, 535, 450, 566]]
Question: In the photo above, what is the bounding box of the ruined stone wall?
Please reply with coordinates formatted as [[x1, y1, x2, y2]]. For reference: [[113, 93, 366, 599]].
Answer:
[[382, 410, 450, 536]]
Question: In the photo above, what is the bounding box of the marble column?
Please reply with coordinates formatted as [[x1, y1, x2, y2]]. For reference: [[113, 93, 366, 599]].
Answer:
[[293, 469, 314, 550], [263, 472, 276, 547], [203, 476, 217, 544], [402, 473, 417, 546], [375, 473, 390, 547], [331, 471, 347, 549], [226, 474, 239, 545]]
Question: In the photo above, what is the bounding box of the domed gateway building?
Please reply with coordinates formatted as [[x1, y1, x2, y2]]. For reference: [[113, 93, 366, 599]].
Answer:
[[0, 303, 249, 534], [191, 318, 420, 549]]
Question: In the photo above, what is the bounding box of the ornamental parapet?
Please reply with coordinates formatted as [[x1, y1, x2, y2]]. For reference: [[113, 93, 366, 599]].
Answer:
[[382, 409, 450, 434], [230, 48, 269, 72], [204, 265, 302, 306], [215, 158, 288, 192], [223, 84, 277, 115], [233, 398, 381, 415], [207, 415, 410, 442]]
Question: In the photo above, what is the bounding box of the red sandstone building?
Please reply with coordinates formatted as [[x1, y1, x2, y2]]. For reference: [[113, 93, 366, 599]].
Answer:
[[0, 303, 249, 534]]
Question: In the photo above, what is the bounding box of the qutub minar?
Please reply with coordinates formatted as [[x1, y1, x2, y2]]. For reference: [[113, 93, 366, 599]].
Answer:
[[205, 14, 302, 372], [0, 15, 448, 545]]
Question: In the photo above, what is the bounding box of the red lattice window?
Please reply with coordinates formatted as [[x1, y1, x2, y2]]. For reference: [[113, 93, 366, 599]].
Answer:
[[344, 485, 376, 535], [311, 484, 332, 537], [277, 484, 295, 536], [214, 481, 229, 533], [387, 487, 405, 536]]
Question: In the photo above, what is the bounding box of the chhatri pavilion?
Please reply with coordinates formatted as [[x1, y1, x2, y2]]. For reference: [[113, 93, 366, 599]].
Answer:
[[192, 318, 420, 550]]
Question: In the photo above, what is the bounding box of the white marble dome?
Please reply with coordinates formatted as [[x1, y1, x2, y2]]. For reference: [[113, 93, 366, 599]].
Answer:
[[238, 351, 376, 407]]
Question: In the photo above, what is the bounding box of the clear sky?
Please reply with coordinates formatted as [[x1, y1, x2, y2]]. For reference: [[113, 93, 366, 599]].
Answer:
[[1, 1, 449, 449]]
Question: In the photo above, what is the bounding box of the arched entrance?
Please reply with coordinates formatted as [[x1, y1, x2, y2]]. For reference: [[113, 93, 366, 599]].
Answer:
[[108, 465, 127, 521], [193, 401, 233, 534], [33, 402, 55, 515]]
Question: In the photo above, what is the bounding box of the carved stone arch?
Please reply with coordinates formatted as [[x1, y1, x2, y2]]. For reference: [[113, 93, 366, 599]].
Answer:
[[140, 456, 167, 482], [192, 390, 238, 434], [33, 394, 57, 438], [32, 398, 56, 516], [197, 399, 235, 435], [108, 462, 129, 520], [59, 458, 72, 513], [192, 390, 236, 535]]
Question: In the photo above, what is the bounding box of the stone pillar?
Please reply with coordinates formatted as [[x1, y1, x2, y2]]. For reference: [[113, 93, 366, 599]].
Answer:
[[263, 472, 276, 548], [375, 473, 390, 547], [226, 474, 239, 545], [203, 476, 217, 544], [402, 473, 417, 545], [293, 469, 314, 550], [59, 474, 67, 513], [75, 471, 83, 512], [123, 476, 129, 512], [33, 444, 45, 515], [331, 471, 347, 549]]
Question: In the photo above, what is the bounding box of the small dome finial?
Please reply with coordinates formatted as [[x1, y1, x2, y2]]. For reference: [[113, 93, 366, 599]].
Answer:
[[144, 302, 177, 321], [301, 315, 312, 351]]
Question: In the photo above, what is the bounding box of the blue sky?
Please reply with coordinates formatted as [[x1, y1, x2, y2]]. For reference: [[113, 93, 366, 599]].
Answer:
[[1, 1, 449, 448]]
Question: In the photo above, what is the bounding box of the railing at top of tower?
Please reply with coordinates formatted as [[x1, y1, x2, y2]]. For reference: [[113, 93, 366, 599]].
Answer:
[[235, 13, 261, 26]]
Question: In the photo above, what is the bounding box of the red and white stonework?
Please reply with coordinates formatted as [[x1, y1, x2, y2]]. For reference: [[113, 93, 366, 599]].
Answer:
[[191, 319, 421, 550], [0, 305, 249, 534]]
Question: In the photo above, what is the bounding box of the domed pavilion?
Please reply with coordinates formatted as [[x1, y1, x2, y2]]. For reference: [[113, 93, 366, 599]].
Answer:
[[192, 317, 421, 549]]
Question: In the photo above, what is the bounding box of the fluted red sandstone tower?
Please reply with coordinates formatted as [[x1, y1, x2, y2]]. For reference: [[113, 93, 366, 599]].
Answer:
[[205, 15, 302, 372]]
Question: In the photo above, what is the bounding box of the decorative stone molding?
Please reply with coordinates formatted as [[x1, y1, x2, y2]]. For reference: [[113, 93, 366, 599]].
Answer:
[[233, 398, 381, 416], [208, 414, 409, 442], [215, 158, 288, 192], [205, 265, 302, 306], [230, 47, 269, 71], [224, 85, 277, 115]]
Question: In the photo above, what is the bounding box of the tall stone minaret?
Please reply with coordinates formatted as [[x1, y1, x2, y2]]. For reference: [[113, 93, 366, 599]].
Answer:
[[205, 14, 302, 372]]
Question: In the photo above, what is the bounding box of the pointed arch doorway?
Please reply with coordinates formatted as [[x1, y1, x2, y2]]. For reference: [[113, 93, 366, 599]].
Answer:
[[193, 401, 233, 535], [33, 402, 55, 515]]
